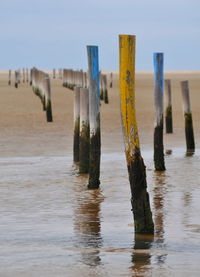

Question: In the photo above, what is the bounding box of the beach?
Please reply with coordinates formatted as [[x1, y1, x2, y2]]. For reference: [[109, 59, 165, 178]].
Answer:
[[0, 70, 200, 276]]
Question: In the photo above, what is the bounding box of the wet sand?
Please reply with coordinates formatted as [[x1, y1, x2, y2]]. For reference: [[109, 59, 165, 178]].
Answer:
[[0, 70, 200, 276]]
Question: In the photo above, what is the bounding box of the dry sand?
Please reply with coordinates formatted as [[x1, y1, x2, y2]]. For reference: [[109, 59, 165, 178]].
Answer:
[[0, 70, 199, 157]]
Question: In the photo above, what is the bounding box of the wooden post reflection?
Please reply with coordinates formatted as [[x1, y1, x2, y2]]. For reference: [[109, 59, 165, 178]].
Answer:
[[73, 189, 103, 266], [130, 234, 153, 275]]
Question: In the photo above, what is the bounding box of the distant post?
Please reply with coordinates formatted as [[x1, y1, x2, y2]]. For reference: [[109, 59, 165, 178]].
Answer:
[[181, 80, 195, 151], [8, 70, 11, 85], [87, 45, 101, 189], [44, 74, 53, 122], [73, 87, 80, 163], [100, 72, 104, 100], [110, 72, 113, 88], [153, 53, 165, 171], [119, 34, 154, 234], [164, 79, 173, 133], [15, 71, 18, 88], [26, 68, 29, 83], [103, 74, 109, 104], [53, 69, 56, 79], [22, 68, 25, 83], [79, 88, 90, 173]]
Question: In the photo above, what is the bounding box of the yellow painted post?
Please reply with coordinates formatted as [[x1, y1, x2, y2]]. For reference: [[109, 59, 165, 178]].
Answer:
[[119, 35, 154, 234]]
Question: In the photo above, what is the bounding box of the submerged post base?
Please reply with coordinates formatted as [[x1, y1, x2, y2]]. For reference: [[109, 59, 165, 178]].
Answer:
[[128, 152, 154, 234], [154, 125, 165, 171], [88, 128, 101, 190]]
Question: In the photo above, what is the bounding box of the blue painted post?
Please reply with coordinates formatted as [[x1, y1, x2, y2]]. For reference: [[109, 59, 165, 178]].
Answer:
[[87, 46, 101, 189], [153, 53, 165, 171]]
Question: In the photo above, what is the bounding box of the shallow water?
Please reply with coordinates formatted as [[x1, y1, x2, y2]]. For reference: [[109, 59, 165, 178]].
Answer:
[[1, 149, 200, 277]]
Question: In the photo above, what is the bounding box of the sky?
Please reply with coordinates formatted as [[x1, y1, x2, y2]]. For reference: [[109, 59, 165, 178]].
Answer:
[[0, 0, 199, 70]]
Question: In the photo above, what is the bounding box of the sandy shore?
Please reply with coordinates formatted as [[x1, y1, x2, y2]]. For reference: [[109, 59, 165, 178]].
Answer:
[[0, 70, 199, 157]]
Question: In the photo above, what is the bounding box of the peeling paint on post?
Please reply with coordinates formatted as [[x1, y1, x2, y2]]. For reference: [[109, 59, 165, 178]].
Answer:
[[164, 79, 173, 133], [153, 53, 165, 171], [119, 35, 154, 234], [73, 87, 80, 163], [181, 80, 195, 151], [87, 45, 101, 189], [79, 88, 90, 174]]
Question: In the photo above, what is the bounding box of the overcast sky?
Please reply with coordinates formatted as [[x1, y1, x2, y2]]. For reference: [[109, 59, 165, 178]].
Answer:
[[1, 0, 199, 70]]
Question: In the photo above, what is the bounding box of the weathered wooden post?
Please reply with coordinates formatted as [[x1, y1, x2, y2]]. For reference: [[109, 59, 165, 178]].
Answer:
[[181, 80, 195, 151], [73, 87, 80, 163], [79, 88, 90, 173], [84, 72, 88, 88], [164, 79, 173, 133], [103, 74, 109, 104], [53, 68, 56, 79], [26, 68, 29, 83], [153, 53, 165, 171], [15, 71, 18, 88], [44, 74, 53, 122], [119, 34, 154, 234], [8, 70, 11, 85], [30, 69, 32, 86], [110, 72, 113, 88], [87, 45, 101, 189], [22, 68, 25, 83], [100, 71, 104, 100]]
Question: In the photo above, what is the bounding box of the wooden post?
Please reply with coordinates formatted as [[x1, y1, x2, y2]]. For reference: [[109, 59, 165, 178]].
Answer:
[[30, 68, 33, 86], [79, 88, 90, 173], [15, 71, 18, 88], [164, 79, 173, 133], [181, 80, 195, 151], [84, 72, 88, 88], [87, 45, 101, 189], [73, 87, 80, 163], [44, 74, 53, 122], [53, 68, 56, 79], [22, 68, 25, 83], [26, 68, 29, 83], [110, 72, 113, 88], [8, 70, 11, 85], [103, 74, 109, 104], [153, 53, 165, 171], [119, 34, 154, 234], [100, 72, 104, 100]]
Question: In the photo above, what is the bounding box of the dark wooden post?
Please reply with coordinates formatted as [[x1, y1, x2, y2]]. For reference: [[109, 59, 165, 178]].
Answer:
[[44, 74, 53, 122], [103, 74, 109, 104], [15, 71, 18, 88], [153, 53, 165, 171], [119, 34, 154, 234], [87, 45, 101, 189], [181, 80, 195, 151], [164, 79, 173, 133], [8, 70, 11, 85], [79, 88, 90, 173], [110, 72, 113, 88], [100, 71, 104, 100], [73, 87, 80, 163]]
